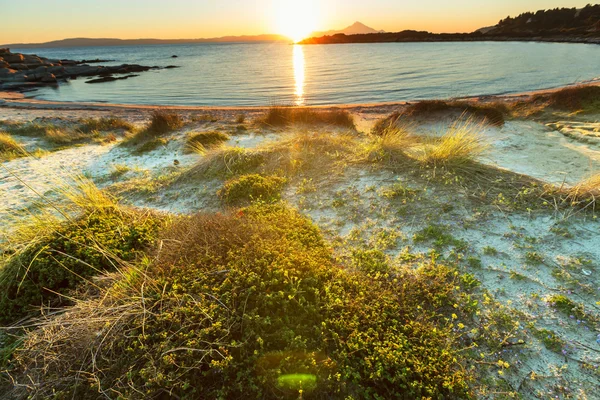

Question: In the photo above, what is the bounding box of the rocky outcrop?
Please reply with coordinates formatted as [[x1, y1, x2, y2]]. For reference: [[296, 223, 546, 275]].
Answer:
[[0, 49, 177, 92]]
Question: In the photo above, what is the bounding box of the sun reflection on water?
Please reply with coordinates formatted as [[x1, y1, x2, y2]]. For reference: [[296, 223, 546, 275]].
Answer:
[[293, 45, 305, 106]]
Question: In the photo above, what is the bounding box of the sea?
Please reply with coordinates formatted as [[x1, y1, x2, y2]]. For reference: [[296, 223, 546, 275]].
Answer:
[[11, 41, 600, 106]]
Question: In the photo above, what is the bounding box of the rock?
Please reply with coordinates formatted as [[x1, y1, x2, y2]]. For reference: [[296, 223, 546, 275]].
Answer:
[[10, 64, 30, 71], [0, 50, 162, 92], [32, 66, 48, 74], [85, 74, 139, 84], [22, 55, 43, 65], [3, 54, 25, 64], [79, 59, 114, 64], [165, 65, 180, 69], [0, 68, 17, 78], [171, 55, 178, 58], [40, 73, 57, 83], [47, 66, 66, 75]]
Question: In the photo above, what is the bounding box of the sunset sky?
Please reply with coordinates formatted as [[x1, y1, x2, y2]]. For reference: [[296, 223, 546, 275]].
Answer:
[[0, 0, 594, 44]]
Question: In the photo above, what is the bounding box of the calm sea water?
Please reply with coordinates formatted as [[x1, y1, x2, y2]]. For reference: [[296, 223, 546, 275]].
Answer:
[[12, 42, 600, 106]]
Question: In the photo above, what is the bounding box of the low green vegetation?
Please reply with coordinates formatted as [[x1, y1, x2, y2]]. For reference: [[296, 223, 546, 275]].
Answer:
[[0, 206, 163, 324], [413, 224, 467, 249], [218, 174, 287, 205], [260, 106, 355, 129], [547, 294, 596, 323], [7, 204, 474, 399], [531, 327, 565, 353]]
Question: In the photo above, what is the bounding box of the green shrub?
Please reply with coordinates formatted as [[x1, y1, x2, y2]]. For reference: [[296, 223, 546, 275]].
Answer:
[[218, 174, 287, 205], [0, 209, 163, 324], [11, 205, 472, 399], [350, 248, 390, 277], [547, 294, 593, 322]]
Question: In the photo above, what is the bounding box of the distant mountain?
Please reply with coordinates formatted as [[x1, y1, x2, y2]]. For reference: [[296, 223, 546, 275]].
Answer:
[[311, 22, 385, 37], [1, 34, 290, 49]]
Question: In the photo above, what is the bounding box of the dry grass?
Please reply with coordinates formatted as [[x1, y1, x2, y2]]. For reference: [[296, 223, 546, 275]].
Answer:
[[77, 117, 135, 133], [183, 131, 357, 180], [405, 100, 506, 126], [419, 118, 489, 167], [5, 123, 82, 145], [534, 85, 600, 112], [147, 109, 184, 134], [568, 174, 600, 199], [260, 107, 355, 129], [3, 121, 122, 146], [0, 132, 25, 159], [546, 173, 600, 210], [2, 174, 117, 246], [123, 110, 184, 148], [359, 117, 417, 168]]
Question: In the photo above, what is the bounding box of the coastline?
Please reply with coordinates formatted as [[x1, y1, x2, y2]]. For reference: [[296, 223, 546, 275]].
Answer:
[[299, 35, 600, 46], [1, 79, 599, 113]]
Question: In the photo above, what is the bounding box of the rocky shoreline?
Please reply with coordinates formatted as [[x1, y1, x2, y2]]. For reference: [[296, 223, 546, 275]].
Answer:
[[0, 48, 178, 92]]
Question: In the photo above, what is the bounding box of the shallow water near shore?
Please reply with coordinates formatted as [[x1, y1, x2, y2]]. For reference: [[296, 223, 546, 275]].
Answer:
[[12, 41, 600, 106]]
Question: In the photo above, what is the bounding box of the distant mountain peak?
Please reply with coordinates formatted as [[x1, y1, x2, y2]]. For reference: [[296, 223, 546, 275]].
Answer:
[[311, 22, 385, 38]]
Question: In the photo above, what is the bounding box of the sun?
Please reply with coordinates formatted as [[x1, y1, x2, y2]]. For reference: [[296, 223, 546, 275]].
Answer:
[[274, 0, 319, 43]]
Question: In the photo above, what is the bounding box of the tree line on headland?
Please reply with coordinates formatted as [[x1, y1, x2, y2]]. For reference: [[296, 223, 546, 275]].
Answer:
[[299, 4, 600, 44]]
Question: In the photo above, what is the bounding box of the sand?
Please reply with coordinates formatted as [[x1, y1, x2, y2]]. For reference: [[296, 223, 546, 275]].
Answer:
[[1, 83, 600, 398]]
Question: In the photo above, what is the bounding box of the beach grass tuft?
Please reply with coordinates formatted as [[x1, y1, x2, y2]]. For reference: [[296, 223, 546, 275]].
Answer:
[[147, 109, 185, 134], [77, 117, 135, 133], [260, 106, 355, 129], [185, 131, 230, 153], [420, 117, 489, 167], [0, 132, 25, 159]]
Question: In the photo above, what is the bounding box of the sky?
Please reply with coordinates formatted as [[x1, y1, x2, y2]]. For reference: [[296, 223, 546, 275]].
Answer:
[[0, 0, 594, 44]]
